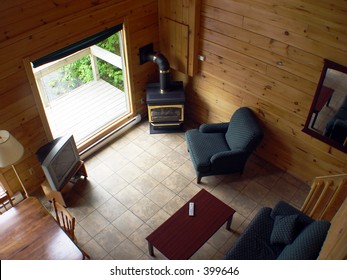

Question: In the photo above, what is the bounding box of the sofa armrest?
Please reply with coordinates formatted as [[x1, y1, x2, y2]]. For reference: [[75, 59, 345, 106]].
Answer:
[[199, 122, 229, 133]]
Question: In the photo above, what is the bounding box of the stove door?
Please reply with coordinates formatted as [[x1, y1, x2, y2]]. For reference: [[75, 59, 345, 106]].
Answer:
[[148, 105, 184, 123]]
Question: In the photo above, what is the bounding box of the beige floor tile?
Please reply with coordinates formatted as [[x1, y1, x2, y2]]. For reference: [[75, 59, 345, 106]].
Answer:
[[130, 196, 160, 222], [102, 150, 130, 172], [117, 162, 144, 183], [132, 132, 158, 149], [65, 195, 95, 222], [131, 151, 156, 171], [175, 140, 191, 159], [211, 181, 240, 205], [160, 150, 188, 170], [99, 173, 129, 196], [176, 160, 197, 181], [114, 185, 143, 207], [109, 135, 131, 151], [161, 171, 190, 194], [159, 133, 185, 149], [146, 161, 173, 182], [128, 223, 154, 252], [113, 210, 144, 236], [146, 209, 170, 230], [178, 182, 201, 201], [132, 173, 159, 195], [118, 142, 144, 161], [109, 239, 144, 260], [191, 242, 218, 260], [88, 162, 114, 184], [81, 239, 108, 260], [97, 197, 127, 222], [82, 185, 112, 209], [241, 181, 269, 203], [94, 224, 126, 252], [229, 193, 258, 218], [79, 210, 110, 237], [75, 224, 92, 246], [146, 184, 176, 207], [163, 195, 186, 215], [146, 141, 172, 159], [271, 178, 299, 201]]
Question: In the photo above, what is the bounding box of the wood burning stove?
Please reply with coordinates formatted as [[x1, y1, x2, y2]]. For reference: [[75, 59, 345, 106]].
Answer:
[[146, 81, 185, 134], [140, 44, 185, 134]]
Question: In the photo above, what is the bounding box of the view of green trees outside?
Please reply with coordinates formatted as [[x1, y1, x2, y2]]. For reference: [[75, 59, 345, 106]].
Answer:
[[61, 33, 124, 91]]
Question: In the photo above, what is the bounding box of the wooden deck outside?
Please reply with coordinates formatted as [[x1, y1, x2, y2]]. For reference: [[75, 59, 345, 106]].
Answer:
[[45, 79, 128, 144]]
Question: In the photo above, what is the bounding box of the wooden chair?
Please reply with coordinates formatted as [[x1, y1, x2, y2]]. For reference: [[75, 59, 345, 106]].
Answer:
[[0, 190, 14, 213], [52, 198, 90, 259]]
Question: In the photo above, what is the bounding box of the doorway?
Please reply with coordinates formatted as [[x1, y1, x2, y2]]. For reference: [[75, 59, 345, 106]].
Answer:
[[28, 26, 133, 151]]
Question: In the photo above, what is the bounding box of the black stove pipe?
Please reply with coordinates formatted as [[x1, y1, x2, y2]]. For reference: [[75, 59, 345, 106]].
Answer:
[[147, 52, 171, 93]]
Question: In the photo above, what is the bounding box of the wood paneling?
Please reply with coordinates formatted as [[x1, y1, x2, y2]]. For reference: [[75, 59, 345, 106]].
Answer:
[[159, 0, 200, 76], [184, 0, 347, 183], [0, 0, 159, 195]]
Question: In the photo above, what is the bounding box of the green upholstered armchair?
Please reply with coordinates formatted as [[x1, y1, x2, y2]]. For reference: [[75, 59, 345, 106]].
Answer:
[[185, 107, 264, 183]]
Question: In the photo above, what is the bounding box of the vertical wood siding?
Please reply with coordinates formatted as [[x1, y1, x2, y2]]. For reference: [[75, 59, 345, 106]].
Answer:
[[186, 0, 347, 182], [0, 0, 159, 194]]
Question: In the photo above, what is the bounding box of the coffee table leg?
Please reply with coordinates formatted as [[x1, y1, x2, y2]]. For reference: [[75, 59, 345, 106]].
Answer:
[[226, 214, 234, 231], [148, 241, 154, 256]]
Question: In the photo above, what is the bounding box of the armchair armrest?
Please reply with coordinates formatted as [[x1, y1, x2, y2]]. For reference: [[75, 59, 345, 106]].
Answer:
[[199, 122, 229, 133], [211, 150, 249, 172]]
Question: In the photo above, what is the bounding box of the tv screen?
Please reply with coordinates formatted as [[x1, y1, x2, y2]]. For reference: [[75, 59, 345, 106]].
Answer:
[[37, 135, 80, 192]]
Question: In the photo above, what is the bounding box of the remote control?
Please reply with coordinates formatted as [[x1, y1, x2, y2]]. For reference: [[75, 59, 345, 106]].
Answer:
[[189, 202, 194, 216]]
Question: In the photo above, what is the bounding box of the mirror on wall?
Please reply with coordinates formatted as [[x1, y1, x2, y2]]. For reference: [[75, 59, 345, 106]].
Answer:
[[303, 59, 347, 153]]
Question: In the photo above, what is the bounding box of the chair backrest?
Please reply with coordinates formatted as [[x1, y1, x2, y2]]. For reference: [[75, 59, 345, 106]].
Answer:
[[225, 107, 264, 151], [0, 190, 14, 213], [52, 198, 75, 241]]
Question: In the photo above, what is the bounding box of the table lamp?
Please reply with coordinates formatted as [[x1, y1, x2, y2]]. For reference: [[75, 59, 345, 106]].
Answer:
[[0, 130, 29, 198]]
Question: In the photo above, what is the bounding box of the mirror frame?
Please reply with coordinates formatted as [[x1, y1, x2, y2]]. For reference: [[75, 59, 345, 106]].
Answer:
[[303, 59, 347, 153]]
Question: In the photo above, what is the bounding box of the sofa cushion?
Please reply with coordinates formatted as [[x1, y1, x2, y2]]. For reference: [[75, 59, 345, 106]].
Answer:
[[271, 200, 314, 231], [270, 214, 299, 245], [277, 220, 330, 260]]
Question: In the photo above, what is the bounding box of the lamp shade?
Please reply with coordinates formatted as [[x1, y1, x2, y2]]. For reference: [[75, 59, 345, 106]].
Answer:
[[0, 130, 24, 168]]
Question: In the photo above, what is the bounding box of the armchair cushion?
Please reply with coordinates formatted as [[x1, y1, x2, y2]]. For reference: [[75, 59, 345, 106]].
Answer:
[[270, 214, 299, 245], [185, 129, 230, 173], [225, 107, 264, 151]]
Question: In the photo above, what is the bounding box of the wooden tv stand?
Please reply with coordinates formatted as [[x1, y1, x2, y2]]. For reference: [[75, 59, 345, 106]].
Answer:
[[41, 160, 87, 207]]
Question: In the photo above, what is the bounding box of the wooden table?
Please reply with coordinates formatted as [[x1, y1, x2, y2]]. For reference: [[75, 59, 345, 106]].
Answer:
[[0, 197, 83, 260], [146, 189, 235, 259]]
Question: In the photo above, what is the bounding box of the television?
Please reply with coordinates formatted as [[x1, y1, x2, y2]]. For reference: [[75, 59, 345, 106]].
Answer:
[[36, 134, 80, 192]]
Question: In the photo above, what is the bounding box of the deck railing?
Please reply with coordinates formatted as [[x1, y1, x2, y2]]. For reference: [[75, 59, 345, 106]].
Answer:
[[33, 46, 123, 107]]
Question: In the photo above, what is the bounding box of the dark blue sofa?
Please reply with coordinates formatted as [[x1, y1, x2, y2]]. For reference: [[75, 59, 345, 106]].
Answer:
[[224, 201, 330, 260]]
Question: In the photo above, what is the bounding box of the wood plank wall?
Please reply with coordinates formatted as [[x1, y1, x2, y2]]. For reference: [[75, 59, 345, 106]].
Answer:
[[185, 0, 347, 183], [0, 0, 159, 195]]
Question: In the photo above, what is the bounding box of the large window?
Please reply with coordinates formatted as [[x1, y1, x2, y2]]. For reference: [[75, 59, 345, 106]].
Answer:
[[29, 25, 133, 151]]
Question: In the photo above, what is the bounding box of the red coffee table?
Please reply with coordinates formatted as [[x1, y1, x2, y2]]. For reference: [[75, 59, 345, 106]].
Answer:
[[146, 189, 236, 259]]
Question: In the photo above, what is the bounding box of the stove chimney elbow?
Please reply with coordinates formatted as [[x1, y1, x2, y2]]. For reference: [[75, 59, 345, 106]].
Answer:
[[147, 52, 171, 93]]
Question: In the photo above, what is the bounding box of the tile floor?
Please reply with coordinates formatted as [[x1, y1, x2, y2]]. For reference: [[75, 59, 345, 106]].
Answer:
[[36, 120, 310, 260]]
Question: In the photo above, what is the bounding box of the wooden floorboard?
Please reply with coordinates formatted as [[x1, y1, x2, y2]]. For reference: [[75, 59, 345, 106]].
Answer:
[[45, 79, 128, 143]]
